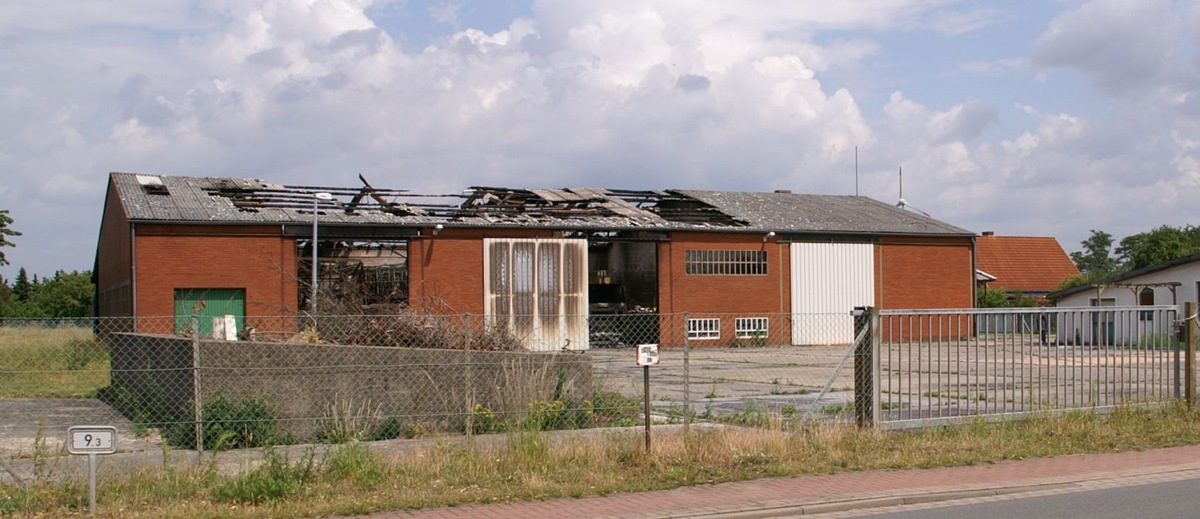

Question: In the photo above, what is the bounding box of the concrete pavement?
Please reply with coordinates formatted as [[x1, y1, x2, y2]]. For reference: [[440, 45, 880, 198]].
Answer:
[[334, 444, 1200, 519]]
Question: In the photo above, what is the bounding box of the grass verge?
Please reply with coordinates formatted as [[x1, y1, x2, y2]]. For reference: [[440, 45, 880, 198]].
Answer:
[[4, 402, 1200, 518], [0, 327, 109, 398]]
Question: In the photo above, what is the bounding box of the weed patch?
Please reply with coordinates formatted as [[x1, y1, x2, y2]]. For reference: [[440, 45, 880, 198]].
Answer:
[[212, 448, 317, 505], [4, 404, 1200, 518]]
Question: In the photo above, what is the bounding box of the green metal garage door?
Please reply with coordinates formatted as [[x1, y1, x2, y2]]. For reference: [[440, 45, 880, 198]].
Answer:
[[174, 288, 246, 338]]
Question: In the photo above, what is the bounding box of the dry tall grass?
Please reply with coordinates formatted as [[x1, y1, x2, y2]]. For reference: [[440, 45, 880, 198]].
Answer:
[[0, 326, 109, 398], [3, 403, 1200, 518]]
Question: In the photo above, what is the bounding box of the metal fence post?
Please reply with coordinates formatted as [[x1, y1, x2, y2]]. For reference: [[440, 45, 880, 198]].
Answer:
[[853, 307, 874, 428], [1186, 303, 1196, 407], [191, 315, 203, 457], [683, 312, 690, 435], [643, 363, 652, 452], [871, 308, 882, 426], [464, 313, 474, 439]]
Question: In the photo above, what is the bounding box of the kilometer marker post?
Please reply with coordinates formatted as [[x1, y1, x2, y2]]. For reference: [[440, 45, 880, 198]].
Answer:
[[67, 425, 118, 514]]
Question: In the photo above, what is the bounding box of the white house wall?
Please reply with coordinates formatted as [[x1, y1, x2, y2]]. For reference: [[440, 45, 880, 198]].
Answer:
[[790, 242, 875, 344], [1055, 261, 1200, 309], [1053, 260, 1200, 345]]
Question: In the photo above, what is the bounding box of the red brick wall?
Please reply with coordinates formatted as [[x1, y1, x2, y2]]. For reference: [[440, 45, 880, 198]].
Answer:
[[408, 228, 549, 315], [659, 232, 790, 314], [877, 236, 975, 310], [876, 237, 976, 341], [96, 183, 133, 318], [133, 225, 297, 332], [409, 236, 485, 314], [657, 232, 790, 346]]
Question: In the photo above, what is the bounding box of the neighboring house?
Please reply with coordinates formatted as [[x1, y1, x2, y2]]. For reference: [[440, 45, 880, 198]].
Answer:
[[1048, 253, 1200, 345], [94, 172, 978, 349], [975, 232, 1080, 302]]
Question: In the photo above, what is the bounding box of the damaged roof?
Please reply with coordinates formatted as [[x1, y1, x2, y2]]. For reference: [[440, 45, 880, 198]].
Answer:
[[107, 172, 973, 236]]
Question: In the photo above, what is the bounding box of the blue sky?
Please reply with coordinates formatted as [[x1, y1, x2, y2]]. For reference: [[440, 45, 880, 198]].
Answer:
[[2, 0, 1199, 279]]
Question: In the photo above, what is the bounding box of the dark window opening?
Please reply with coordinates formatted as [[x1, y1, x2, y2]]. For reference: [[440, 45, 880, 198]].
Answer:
[[587, 237, 659, 348], [300, 239, 409, 313]]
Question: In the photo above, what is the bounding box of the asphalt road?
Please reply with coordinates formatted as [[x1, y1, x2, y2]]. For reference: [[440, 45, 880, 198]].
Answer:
[[832, 477, 1200, 519]]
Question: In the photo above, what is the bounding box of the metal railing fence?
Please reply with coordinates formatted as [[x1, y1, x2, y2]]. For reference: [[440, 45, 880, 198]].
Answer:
[[0, 305, 1191, 461], [869, 305, 1186, 428]]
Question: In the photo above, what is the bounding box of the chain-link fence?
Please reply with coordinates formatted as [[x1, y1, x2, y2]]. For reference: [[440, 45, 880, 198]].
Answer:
[[6, 306, 1185, 460], [0, 312, 861, 460]]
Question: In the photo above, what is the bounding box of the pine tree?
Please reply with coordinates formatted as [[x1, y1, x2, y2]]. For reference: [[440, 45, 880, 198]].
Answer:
[[13, 267, 31, 302], [0, 210, 18, 267], [0, 274, 10, 308]]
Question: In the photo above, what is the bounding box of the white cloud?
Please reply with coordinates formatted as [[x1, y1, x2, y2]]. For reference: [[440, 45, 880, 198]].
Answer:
[[428, 2, 460, 24], [2, 0, 1200, 276], [1032, 0, 1182, 99]]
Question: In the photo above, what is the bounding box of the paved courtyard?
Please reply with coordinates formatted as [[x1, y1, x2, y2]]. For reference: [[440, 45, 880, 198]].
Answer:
[[586, 344, 860, 419]]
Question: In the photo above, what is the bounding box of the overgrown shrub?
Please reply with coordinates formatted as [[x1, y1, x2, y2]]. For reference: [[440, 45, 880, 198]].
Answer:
[[163, 394, 284, 450]]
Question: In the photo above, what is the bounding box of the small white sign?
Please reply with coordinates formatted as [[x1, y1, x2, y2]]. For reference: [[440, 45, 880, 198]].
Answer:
[[636, 343, 659, 366], [67, 426, 118, 455]]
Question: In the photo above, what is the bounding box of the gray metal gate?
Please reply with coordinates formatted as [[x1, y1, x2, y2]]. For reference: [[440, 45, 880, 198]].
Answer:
[[855, 305, 1183, 429]]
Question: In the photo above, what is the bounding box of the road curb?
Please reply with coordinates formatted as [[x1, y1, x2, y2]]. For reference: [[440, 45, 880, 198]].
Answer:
[[644, 482, 1077, 518]]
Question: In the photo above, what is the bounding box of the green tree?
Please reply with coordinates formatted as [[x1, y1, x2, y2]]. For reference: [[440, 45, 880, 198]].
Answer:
[[29, 270, 94, 318], [977, 286, 1009, 308], [1115, 225, 1200, 270], [0, 274, 10, 308], [0, 298, 47, 318], [0, 209, 18, 266], [0, 270, 94, 318], [977, 287, 1038, 308], [12, 267, 31, 301], [1069, 230, 1118, 277]]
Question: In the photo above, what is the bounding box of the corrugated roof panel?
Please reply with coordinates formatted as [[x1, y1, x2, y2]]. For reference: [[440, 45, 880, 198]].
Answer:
[[677, 190, 973, 236], [108, 172, 974, 237]]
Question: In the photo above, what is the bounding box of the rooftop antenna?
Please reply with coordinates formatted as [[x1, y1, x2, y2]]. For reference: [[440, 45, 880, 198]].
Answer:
[[854, 146, 859, 196], [895, 166, 930, 216]]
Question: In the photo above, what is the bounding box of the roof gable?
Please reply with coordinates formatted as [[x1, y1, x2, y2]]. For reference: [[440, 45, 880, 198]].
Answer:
[[975, 235, 1080, 293]]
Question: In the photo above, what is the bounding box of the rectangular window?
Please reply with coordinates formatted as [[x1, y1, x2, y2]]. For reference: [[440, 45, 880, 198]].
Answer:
[[687, 318, 721, 340], [685, 249, 767, 275], [1139, 288, 1155, 321], [735, 317, 769, 339]]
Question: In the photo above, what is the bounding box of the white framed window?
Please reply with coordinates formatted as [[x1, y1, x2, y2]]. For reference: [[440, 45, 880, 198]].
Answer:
[[735, 317, 769, 339], [687, 318, 721, 340], [685, 249, 767, 275]]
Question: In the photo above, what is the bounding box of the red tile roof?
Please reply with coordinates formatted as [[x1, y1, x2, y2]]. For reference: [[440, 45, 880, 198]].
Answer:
[[976, 235, 1080, 293]]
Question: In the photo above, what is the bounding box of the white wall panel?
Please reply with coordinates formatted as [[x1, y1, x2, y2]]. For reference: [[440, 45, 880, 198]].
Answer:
[[484, 238, 589, 351], [790, 243, 875, 344]]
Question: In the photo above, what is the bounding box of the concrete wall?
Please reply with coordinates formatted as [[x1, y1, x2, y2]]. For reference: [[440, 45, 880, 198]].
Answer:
[[106, 333, 594, 440]]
